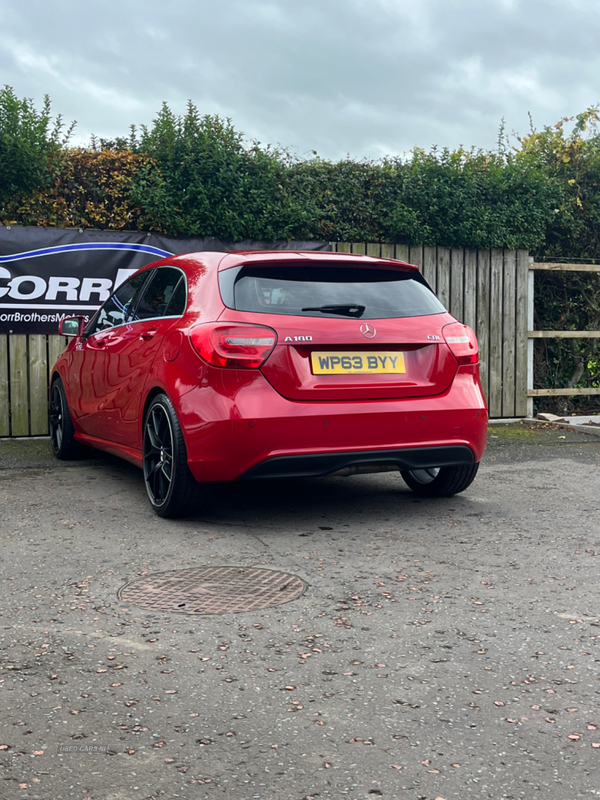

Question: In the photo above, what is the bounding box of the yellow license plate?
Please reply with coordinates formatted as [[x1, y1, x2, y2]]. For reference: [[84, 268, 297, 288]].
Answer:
[[311, 351, 406, 375]]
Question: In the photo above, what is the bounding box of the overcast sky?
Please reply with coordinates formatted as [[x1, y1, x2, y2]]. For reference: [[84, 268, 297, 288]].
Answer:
[[1, 0, 599, 161]]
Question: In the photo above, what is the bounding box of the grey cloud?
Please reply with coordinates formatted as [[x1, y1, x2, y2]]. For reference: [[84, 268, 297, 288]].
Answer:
[[1, 0, 599, 160]]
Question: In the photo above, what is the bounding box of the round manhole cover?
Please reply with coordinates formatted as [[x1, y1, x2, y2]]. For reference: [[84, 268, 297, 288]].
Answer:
[[118, 566, 307, 614]]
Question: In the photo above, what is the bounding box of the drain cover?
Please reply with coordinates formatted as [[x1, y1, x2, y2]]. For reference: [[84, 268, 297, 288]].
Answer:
[[118, 566, 307, 614]]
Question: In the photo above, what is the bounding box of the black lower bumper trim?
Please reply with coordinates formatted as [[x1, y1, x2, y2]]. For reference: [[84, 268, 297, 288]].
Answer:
[[238, 445, 475, 481]]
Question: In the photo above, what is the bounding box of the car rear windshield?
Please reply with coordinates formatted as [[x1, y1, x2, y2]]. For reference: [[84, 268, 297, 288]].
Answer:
[[221, 265, 446, 319]]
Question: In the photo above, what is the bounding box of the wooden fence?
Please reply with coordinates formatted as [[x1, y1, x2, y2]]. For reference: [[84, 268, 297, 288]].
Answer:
[[0, 244, 529, 436], [0, 335, 65, 437]]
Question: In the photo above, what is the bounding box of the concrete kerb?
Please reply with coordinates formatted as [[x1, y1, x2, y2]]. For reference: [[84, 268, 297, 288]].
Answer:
[[487, 415, 600, 438], [525, 417, 600, 438]]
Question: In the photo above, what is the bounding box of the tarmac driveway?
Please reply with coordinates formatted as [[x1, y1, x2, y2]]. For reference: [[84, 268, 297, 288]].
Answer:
[[1, 423, 600, 800]]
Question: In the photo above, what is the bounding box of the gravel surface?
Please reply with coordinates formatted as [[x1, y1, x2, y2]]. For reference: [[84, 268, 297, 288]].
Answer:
[[1, 423, 600, 800]]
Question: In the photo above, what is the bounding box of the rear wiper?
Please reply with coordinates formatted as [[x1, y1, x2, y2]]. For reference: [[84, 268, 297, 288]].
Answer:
[[301, 304, 366, 318]]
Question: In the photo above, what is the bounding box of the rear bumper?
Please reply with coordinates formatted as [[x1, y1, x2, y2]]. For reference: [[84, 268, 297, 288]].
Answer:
[[177, 367, 488, 483], [238, 445, 474, 480]]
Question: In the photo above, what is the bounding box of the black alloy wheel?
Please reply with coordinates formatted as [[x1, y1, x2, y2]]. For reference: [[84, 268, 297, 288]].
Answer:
[[49, 378, 79, 459], [143, 394, 205, 518], [401, 463, 479, 497]]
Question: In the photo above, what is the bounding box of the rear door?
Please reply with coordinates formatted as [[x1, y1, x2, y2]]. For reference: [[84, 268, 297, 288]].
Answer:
[[218, 262, 458, 401]]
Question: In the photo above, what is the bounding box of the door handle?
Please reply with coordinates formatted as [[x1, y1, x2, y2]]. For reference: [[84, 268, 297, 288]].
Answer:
[[139, 330, 157, 341]]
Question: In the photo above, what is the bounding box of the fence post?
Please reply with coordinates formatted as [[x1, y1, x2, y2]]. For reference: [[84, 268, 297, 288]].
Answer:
[[527, 258, 535, 418]]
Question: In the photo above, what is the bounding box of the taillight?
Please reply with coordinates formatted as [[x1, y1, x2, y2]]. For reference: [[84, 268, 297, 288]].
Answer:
[[189, 323, 277, 368], [442, 322, 479, 365]]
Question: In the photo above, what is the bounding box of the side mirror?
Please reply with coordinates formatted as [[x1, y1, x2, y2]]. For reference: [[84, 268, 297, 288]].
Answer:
[[59, 316, 86, 337]]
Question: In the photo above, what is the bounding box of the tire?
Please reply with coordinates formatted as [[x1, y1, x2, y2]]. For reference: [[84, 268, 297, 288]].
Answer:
[[143, 393, 206, 518], [401, 463, 479, 497], [49, 377, 80, 459]]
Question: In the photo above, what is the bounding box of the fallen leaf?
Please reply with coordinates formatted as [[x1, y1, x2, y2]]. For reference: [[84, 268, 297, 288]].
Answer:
[[568, 734, 581, 741], [494, 701, 504, 707], [391, 764, 403, 770], [592, 743, 600, 749]]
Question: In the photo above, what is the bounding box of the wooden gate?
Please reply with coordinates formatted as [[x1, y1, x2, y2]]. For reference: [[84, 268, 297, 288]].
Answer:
[[0, 244, 529, 436], [526, 261, 600, 416]]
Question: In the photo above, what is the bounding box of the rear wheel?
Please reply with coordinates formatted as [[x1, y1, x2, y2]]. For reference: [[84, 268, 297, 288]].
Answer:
[[143, 394, 205, 518], [401, 463, 479, 497], [49, 378, 80, 459]]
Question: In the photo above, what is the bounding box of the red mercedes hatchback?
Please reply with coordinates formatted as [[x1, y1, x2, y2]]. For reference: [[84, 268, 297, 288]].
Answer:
[[50, 251, 487, 517]]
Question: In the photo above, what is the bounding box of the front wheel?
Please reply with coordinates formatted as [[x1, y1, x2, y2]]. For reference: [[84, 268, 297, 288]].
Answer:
[[49, 378, 80, 459], [143, 394, 206, 518], [401, 463, 479, 497]]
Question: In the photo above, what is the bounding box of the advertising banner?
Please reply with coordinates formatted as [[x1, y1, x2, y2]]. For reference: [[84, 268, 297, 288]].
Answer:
[[0, 227, 330, 334]]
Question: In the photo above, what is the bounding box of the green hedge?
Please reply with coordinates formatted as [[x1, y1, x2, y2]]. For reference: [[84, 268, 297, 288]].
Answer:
[[5, 87, 600, 260]]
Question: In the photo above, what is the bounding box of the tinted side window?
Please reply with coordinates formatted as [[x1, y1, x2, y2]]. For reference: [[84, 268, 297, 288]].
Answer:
[[133, 268, 185, 321], [227, 265, 446, 320], [164, 276, 187, 316], [86, 271, 150, 334]]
